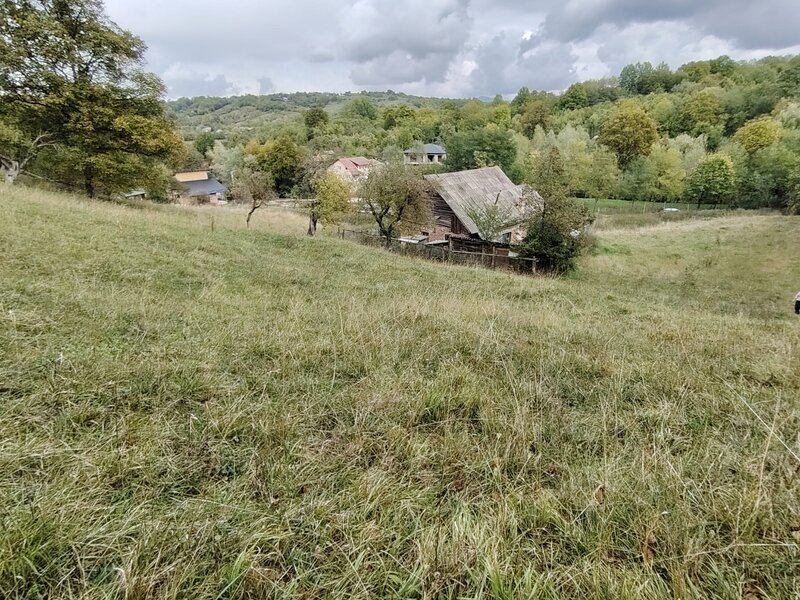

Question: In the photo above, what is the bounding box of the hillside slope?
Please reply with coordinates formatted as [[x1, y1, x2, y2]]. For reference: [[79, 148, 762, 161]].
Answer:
[[1, 189, 799, 599]]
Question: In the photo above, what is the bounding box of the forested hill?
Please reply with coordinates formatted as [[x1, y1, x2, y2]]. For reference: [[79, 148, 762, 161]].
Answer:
[[175, 54, 800, 212], [166, 91, 461, 136]]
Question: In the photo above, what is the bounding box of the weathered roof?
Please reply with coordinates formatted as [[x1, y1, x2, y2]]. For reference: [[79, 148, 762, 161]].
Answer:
[[405, 143, 446, 155], [175, 171, 209, 183], [424, 166, 541, 239], [181, 177, 227, 197]]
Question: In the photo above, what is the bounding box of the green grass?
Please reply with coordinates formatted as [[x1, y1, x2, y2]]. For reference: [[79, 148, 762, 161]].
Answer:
[[1, 187, 799, 599]]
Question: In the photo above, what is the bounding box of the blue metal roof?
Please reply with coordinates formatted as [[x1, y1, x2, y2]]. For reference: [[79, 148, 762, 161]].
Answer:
[[404, 143, 446, 155], [182, 177, 227, 197]]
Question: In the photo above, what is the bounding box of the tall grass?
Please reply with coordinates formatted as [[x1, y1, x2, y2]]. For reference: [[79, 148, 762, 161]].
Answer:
[[1, 187, 799, 599]]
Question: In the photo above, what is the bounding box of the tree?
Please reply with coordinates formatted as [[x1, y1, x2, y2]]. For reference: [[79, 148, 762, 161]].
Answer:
[[446, 127, 517, 173], [304, 108, 329, 137], [559, 83, 588, 111], [358, 162, 432, 245], [230, 163, 276, 227], [684, 154, 735, 208], [194, 132, 215, 157], [308, 172, 351, 236], [599, 102, 659, 167], [0, 0, 184, 196], [519, 148, 592, 273], [0, 122, 54, 185], [342, 97, 378, 121], [465, 196, 519, 242], [510, 87, 532, 115], [248, 136, 305, 196], [519, 99, 552, 138], [732, 117, 782, 154], [620, 145, 685, 203], [382, 105, 415, 129]]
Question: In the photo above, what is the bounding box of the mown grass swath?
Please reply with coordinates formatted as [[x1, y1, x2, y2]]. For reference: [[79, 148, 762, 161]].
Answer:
[[1, 188, 798, 598]]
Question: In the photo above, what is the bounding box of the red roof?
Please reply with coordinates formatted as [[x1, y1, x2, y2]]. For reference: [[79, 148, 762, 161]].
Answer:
[[338, 156, 371, 175]]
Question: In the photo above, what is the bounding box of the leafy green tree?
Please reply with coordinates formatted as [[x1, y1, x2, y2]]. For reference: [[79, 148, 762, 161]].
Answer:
[[194, 132, 215, 158], [304, 107, 329, 137], [679, 89, 725, 137], [519, 148, 592, 273], [519, 99, 552, 138], [0, 0, 184, 196], [510, 87, 532, 115], [248, 136, 305, 196], [342, 97, 379, 121], [382, 105, 415, 129], [559, 83, 588, 110], [358, 161, 432, 244], [732, 117, 782, 154], [620, 145, 684, 203], [446, 127, 516, 173], [600, 102, 659, 167], [465, 201, 518, 242], [684, 154, 735, 208], [308, 171, 351, 236]]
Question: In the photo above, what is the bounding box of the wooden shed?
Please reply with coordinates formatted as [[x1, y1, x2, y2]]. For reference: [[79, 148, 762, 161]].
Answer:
[[423, 166, 541, 244]]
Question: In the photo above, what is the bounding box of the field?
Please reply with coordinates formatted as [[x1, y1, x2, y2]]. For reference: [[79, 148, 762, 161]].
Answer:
[[1, 188, 799, 599]]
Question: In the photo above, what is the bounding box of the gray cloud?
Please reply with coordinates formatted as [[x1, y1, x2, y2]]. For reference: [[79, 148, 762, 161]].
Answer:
[[103, 0, 800, 98]]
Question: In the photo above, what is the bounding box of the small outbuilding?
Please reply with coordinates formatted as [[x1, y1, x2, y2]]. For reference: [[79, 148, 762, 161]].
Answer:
[[174, 171, 227, 204], [423, 166, 541, 245], [404, 143, 447, 166]]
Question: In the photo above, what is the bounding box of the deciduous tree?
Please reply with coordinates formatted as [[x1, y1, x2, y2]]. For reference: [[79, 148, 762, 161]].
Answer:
[[358, 162, 432, 245], [684, 154, 735, 208], [0, 0, 184, 195], [308, 172, 351, 236], [600, 102, 659, 167]]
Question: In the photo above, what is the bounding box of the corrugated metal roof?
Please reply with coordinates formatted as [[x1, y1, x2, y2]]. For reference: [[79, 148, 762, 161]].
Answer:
[[424, 166, 541, 238], [175, 171, 209, 183], [181, 177, 227, 197]]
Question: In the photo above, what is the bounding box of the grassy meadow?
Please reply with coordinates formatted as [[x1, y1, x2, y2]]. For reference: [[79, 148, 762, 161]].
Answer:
[[1, 187, 799, 599]]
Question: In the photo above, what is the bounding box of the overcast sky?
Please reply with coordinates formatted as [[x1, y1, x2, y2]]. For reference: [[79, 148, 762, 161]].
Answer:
[[104, 0, 800, 99]]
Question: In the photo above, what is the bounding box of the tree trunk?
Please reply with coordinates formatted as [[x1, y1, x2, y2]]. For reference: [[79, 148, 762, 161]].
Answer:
[[3, 159, 20, 186], [84, 164, 95, 198], [307, 212, 318, 236], [246, 200, 261, 228]]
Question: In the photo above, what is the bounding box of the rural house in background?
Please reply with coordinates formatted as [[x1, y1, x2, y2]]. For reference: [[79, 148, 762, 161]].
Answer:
[[174, 171, 227, 204], [423, 166, 540, 245], [404, 143, 447, 165], [327, 157, 383, 186]]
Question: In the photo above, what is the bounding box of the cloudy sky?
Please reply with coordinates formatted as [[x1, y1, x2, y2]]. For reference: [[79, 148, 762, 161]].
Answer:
[[104, 0, 800, 99]]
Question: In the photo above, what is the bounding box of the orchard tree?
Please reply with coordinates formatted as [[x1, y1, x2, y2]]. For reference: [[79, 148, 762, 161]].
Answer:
[[359, 162, 432, 245], [600, 102, 659, 167], [0, 0, 184, 195], [230, 164, 276, 227], [308, 172, 351, 236], [684, 154, 736, 208]]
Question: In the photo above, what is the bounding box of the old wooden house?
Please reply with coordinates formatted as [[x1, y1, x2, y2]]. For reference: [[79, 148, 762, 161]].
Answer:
[[423, 166, 540, 245]]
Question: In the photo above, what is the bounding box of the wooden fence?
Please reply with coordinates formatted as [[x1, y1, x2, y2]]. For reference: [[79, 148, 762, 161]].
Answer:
[[337, 228, 537, 274]]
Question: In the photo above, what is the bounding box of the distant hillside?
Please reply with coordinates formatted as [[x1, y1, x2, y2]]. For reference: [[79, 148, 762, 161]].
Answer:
[[166, 91, 464, 137]]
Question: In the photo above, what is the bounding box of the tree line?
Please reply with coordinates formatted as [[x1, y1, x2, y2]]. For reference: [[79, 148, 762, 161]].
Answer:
[[197, 55, 800, 213]]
